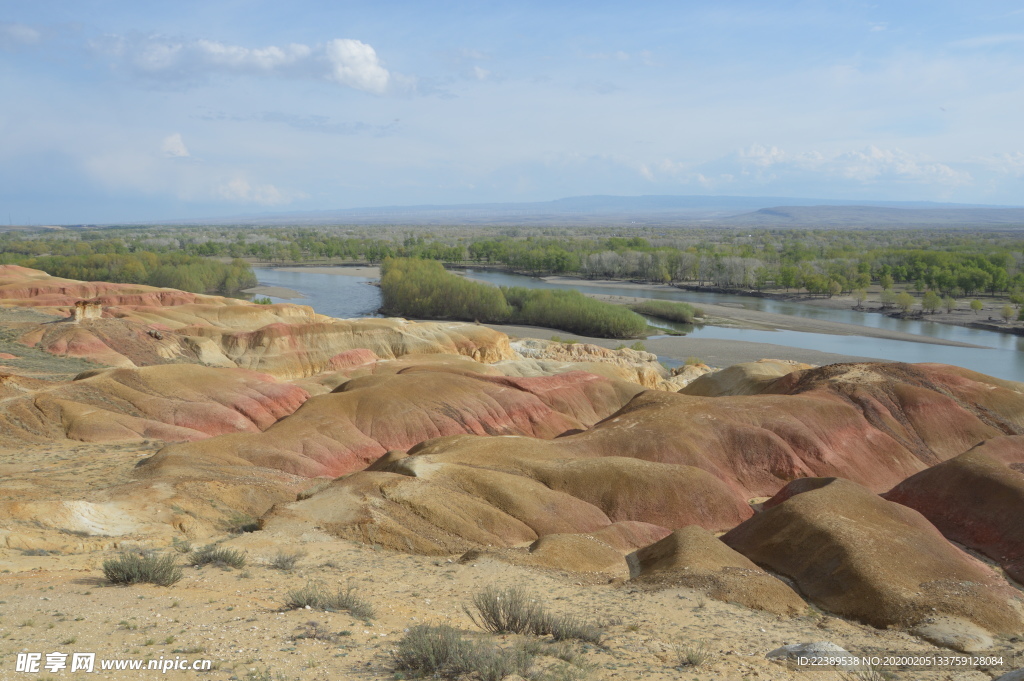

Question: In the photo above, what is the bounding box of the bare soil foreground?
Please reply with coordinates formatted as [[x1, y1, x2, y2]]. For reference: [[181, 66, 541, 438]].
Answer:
[[1, 264, 1023, 681]]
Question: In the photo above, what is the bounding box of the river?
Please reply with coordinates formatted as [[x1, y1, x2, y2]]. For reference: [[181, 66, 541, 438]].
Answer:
[[251, 267, 1024, 382]]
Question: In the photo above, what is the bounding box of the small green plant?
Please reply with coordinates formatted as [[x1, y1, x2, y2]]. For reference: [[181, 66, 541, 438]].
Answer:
[[466, 586, 546, 635], [171, 645, 207, 654], [222, 512, 259, 534], [392, 624, 533, 681], [684, 356, 703, 366], [187, 545, 247, 569], [163, 636, 176, 645], [118, 620, 138, 630], [465, 586, 603, 644], [629, 340, 646, 352], [103, 551, 182, 587], [61, 637, 77, 645], [243, 668, 286, 681], [20, 548, 53, 556], [544, 614, 603, 645], [269, 550, 306, 571], [170, 537, 192, 554], [294, 621, 335, 641], [252, 297, 274, 305], [283, 581, 374, 620], [678, 640, 710, 667]]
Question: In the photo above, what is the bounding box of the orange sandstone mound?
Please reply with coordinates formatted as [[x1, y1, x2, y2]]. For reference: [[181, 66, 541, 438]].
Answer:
[[0, 364, 308, 445], [630, 525, 807, 616], [143, 367, 643, 477], [885, 435, 1024, 583], [722, 477, 1024, 648]]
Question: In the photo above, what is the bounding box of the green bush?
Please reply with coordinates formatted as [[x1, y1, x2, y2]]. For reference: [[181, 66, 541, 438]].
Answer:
[[465, 586, 547, 635], [392, 624, 533, 681], [284, 581, 375, 620], [103, 551, 182, 587], [380, 258, 511, 322], [502, 287, 647, 339], [380, 258, 646, 338], [630, 300, 702, 324], [187, 545, 247, 569], [465, 586, 604, 645], [268, 550, 306, 571]]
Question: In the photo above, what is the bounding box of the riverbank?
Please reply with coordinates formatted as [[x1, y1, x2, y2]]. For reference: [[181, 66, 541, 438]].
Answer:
[[483, 323, 885, 368], [586, 293, 985, 348], [241, 284, 306, 299], [548, 275, 1024, 338], [255, 266, 986, 349], [276, 265, 381, 278]]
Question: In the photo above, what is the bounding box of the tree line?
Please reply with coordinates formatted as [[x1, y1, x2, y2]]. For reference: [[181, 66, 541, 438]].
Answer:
[[380, 258, 647, 338], [0, 238, 256, 294]]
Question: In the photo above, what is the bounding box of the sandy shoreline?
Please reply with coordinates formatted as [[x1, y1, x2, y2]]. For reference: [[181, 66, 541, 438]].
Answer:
[[275, 265, 381, 278], [483, 323, 886, 368], [241, 285, 307, 299], [252, 266, 989, 364]]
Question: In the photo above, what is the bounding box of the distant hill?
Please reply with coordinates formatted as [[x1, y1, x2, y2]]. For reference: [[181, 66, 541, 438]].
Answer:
[[161, 194, 1024, 228], [723, 205, 1024, 227]]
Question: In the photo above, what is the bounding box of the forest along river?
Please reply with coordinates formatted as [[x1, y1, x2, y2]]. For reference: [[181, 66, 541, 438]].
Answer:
[[251, 267, 1024, 382]]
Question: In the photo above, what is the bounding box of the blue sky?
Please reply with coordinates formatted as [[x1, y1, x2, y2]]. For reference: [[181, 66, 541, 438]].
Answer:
[[2, 1, 1024, 223]]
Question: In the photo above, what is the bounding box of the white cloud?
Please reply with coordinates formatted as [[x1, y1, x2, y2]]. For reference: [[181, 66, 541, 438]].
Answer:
[[951, 33, 1024, 49], [91, 34, 393, 94], [216, 178, 299, 205], [0, 22, 41, 49], [324, 39, 390, 94], [733, 144, 970, 185], [643, 145, 972, 192], [472, 65, 490, 80], [160, 133, 190, 158]]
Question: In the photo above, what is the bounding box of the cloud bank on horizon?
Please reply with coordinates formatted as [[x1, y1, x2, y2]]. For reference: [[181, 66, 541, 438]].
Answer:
[[2, 1, 1023, 223]]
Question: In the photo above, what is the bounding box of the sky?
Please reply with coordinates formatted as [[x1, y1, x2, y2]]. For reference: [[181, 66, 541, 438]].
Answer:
[[2, 1, 1024, 224]]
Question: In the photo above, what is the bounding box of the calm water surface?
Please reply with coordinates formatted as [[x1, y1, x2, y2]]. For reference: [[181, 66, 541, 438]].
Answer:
[[252, 267, 1024, 382]]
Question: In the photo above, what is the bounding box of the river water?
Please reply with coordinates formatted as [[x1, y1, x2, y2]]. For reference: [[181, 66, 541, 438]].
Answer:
[[251, 267, 1024, 382]]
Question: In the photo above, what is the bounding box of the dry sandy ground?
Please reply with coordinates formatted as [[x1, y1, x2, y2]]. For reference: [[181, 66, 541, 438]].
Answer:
[[1, 443, 1015, 680], [1, 526, 1009, 681]]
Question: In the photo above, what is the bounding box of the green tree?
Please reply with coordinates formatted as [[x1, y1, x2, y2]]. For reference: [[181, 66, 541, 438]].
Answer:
[[896, 292, 915, 313], [943, 295, 956, 313], [970, 299, 984, 315], [1001, 304, 1014, 323], [921, 291, 942, 314], [853, 288, 867, 308]]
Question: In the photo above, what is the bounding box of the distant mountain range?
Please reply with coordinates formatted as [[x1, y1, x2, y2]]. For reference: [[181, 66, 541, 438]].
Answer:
[[165, 195, 1024, 228]]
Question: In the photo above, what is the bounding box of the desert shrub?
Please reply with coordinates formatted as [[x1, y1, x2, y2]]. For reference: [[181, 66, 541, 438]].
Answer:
[[268, 550, 306, 571], [284, 581, 374, 620], [684, 356, 703, 366], [630, 299, 701, 324], [170, 537, 192, 554], [392, 624, 533, 681], [678, 639, 710, 667], [188, 545, 247, 569], [543, 613, 604, 645], [465, 586, 548, 635], [465, 586, 604, 645], [103, 551, 182, 587]]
